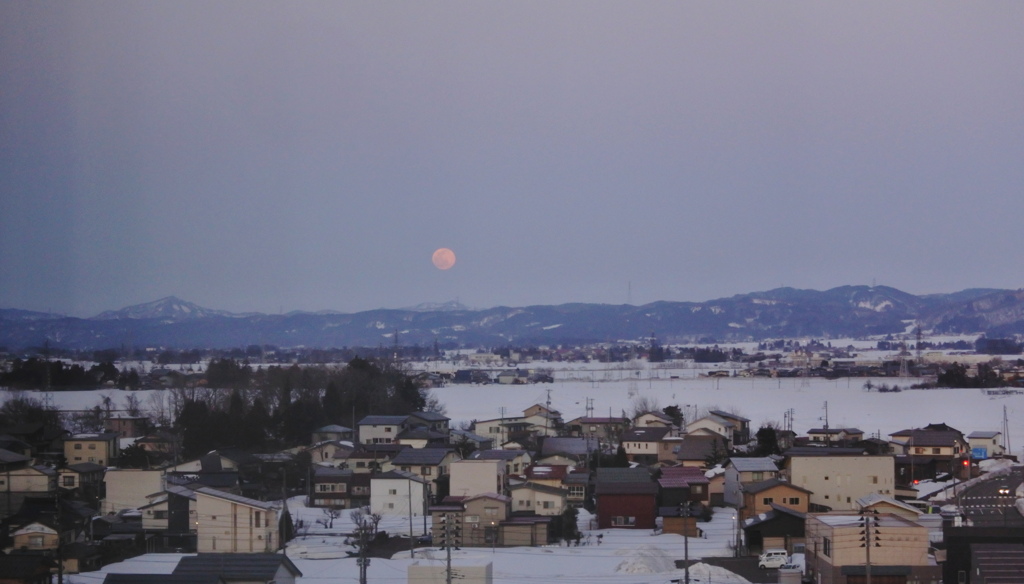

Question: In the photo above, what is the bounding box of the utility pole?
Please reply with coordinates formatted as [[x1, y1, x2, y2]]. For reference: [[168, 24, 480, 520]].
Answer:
[[408, 479, 415, 558], [680, 502, 690, 584], [441, 512, 461, 584], [860, 510, 880, 584], [56, 484, 64, 584]]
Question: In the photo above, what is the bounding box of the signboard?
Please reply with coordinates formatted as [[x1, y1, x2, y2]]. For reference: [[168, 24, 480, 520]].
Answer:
[[972, 447, 988, 460]]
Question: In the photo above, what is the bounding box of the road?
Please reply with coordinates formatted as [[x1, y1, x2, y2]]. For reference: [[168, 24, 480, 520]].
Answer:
[[957, 468, 1024, 528]]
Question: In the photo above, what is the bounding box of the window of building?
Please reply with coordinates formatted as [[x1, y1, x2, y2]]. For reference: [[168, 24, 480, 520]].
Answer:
[[870, 476, 878, 484], [63, 476, 75, 487], [762, 497, 774, 505], [356, 461, 366, 468], [484, 507, 498, 516], [389, 489, 397, 495], [914, 447, 924, 454], [752, 472, 764, 481], [692, 485, 703, 494], [612, 516, 636, 526], [569, 485, 584, 498], [254, 511, 262, 527], [542, 501, 552, 509], [822, 537, 831, 557], [787, 497, 800, 505], [212, 536, 217, 550], [74, 444, 82, 450], [422, 466, 432, 476], [388, 502, 394, 509], [154, 510, 168, 520], [932, 447, 941, 455], [29, 535, 44, 548], [385, 427, 393, 433], [88, 444, 96, 450], [465, 515, 480, 523], [73, 456, 82, 461]]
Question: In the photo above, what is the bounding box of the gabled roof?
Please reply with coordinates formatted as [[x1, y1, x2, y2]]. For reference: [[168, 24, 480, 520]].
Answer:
[[595, 481, 659, 495], [708, 410, 750, 423], [390, 448, 455, 466], [892, 430, 965, 447], [595, 467, 652, 484], [509, 481, 567, 496], [675, 435, 722, 461], [808, 427, 863, 435], [450, 428, 491, 443], [373, 470, 428, 484], [68, 432, 119, 441], [525, 465, 569, 481], [407, 411, 450, 422], [968, 431, 1001, 439], [195, 487, 276, 511], [856, 492, 922, 515], [620, 426, 672, 442], [728, 457, 778, 472], [358, 415, 408, 426], [315, 424, 353, 433], [464, 492, 511, 503], [66, 462, 106, 473], [784, 446, 870, 457], [0, 447, 32, 464], [396, 427, 448, 441], [742, 502, 807, 528], [173, 553, 302, 579], [105, 576, 224, 584]]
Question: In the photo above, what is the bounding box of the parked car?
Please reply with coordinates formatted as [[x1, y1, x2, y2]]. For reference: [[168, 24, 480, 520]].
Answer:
[[758, 549, 789, 569]]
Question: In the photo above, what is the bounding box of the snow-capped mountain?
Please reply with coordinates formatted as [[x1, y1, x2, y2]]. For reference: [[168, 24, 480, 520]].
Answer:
[[92, 296, 235, 321]]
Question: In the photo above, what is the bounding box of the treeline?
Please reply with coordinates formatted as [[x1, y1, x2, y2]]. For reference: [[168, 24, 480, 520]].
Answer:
[[174, 357, 438, 458], [0, 358, 139, 390]]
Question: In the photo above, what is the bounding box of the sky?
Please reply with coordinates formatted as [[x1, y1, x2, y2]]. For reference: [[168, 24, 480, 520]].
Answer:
[[2, 2, 1023, 317]]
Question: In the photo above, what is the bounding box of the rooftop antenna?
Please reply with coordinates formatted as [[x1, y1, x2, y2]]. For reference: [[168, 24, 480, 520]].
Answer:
[[821, 401, 830, 448]]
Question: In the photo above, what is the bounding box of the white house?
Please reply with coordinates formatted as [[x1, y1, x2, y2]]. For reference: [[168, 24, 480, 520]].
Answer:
[[371, 470, 428, 518], [196, 487, 279, 553]]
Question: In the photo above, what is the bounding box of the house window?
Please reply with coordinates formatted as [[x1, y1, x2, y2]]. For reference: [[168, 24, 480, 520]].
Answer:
[[932, 448, 941, 455], [489, 427, 499, 434], [74, 444, 82, 450], [254, 512, 262, 528], [388, 503, 394, 509], [74, 457, 82, 461], [824, 476, 829, 481], [356, 462, 367, 468], [389, 489, 397, 495], [525, 500, 531, 507], [752, 472, 764, 481], [465, 515, 480, 523], [317, 484, 335, 492], [88, 444, 96, 450], [29, 535, 44, 548], [822, 537, 831, 557], [612, 516, 636, 526], [787, 497, 800, 505], [212, 536, 217, 550], [870, 476, 878, 484], [385, 427, 393, 433], [422, 467, 432, 476], [484, 507, 498, 517], [762, 497, 774, 505], [154, 510, 168, 520], [692, 485, 703, 494], [63, 476, 76, 487], [569, 486, 584, 498], [542, 501, 552, 509], [914, 447, 924, 454]]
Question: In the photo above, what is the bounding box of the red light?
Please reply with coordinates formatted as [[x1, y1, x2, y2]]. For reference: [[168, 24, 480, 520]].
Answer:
[[963, 460, 970, 467], [913, 480, 919, 485]]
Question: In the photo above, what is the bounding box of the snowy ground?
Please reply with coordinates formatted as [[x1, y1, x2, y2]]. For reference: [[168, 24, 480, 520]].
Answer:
[[70, 501, 752, 584]]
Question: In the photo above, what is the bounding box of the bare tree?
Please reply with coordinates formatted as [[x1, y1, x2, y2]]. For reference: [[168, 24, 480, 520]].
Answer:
[[629, 395, 661, 420], [122, 393, 143, 417], [316, 507, 343, 530]]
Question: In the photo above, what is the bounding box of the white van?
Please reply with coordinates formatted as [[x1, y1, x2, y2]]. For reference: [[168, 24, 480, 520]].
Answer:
[[758, 549, 789, 569]]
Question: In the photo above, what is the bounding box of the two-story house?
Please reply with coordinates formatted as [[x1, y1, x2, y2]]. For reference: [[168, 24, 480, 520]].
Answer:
[[468, 449, 532, 476], [449, 459, 505, 499], [620, 427, 675, 465], [889, 423, 970, 482], [64, 432, 120, 467], [357, 415, 409, 445], [370, 470, 428, 517], [195, 487, 279, 553], [309, 466, 370, 509], [0, 449, 57, 517], [723, 457, 779, 507], [386, 448, 460, 485], [739, 478, 811, 521], [687, 415, 737, 451], [967, 430, 1004, 459], [594, 467, 658, 529], [804, 513, 940, 584]]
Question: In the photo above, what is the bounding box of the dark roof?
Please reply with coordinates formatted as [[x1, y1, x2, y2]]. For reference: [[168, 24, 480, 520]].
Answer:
[[572, 417, 629, 425], [540, 436, 598, 457], [68, 432, 120, 441], [675, 435, 720, 461], [105, 576, 225, 584], [407, 411, 450, 422], [807, 427, 863, 435], [709, 410, 750, 423], [390, 448, 454, 466], [396, 427, 448, 441], [784, 446, 872, 457], [67, 462, 107, 473], [373, 470, 428, 483], [173, 553, 302, 579], [470, 449, 528, 461], [620, 427, 672, 442], [510, 481, 567, 496], [525, 465, 569, 480], [898, 430, 965, 447], [0, 447, 31, 464], [595, 467, 652, 484], [0, 555, 56, 578], [595, 481, 659, 495], [743, 478, 812, 495], [358, 415, 408, 426]]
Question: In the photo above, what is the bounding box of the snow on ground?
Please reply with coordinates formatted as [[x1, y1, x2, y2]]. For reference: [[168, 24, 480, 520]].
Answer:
[[70, 505, 750, 584]]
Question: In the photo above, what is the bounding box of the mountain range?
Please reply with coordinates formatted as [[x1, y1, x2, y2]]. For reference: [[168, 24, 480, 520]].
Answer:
[[2, 286, 1024, 351]]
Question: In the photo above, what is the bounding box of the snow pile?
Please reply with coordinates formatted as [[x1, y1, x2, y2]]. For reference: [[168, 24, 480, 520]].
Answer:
[[686, 562, 753, 583], [614, 544, 677, 574]]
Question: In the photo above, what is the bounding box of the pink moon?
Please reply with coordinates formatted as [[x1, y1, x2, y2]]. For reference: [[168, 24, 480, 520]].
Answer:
[[432, 248, 456, 270]]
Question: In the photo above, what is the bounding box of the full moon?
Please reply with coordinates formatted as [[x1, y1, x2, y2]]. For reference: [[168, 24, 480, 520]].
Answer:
[[432, 248, 456, 270]]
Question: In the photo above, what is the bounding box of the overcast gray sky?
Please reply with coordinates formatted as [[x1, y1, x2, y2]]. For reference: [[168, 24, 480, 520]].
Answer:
[[2, 2, 1022, 317]]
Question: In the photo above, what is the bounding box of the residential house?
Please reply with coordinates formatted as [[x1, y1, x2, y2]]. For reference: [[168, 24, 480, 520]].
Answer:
[[723, 457, 779, 507], [675, 435, 724, 468], [370, 470, 428, 517], [804, 513, 939, 584], [387, 447, 460, 485], [138, 484, 198, 551], [565, 416, 630, 444], [889, 423, 970, 481], [855, 493, 923, 522], [594, 467, 658, 529], [495, 369, 529, 384], [658, 466, 710, 507], [634, 411, 679, 433], [310, 424, 353, 444], [105, 416, 150, 439], [619, 426, 674, 465], [357, 415, 409, 445], [742, 503, 807, 556], [522, 465, 570, 491], [783, 447, 896, 511], [134, 430, 180, 458], [536, 436, 598, 466], [509, 482, 566, 516], [708, 410, 752, 446], [563, 471, 590, 509], [195, 487, 279, 553], [806, 427, 865, 446], [468, 449, 532, 476], [395, 427, 449, 449], [449, 429, 493, 453], [172, 553, 302, 584], [739, 478, 811, 521], [59, 462, 105, 502], [967, 430, 1005, 459], [64, 432, 120, 467], [449, 459, 505, 499], [0, 449, 57, 517], [431, 492, 510, 547], [687, 415, 737, 450], [305, 440, 352, 465], [339, 444, 407, 473], [308, 466, 370, 509]]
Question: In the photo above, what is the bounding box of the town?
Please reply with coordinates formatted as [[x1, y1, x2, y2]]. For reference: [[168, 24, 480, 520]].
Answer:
[[1, 336, 1022, 584]]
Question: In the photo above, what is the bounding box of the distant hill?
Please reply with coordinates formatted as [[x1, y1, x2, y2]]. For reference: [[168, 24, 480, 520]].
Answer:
[[2, 286, 1023, 351]]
